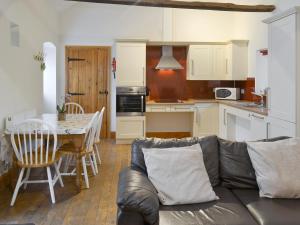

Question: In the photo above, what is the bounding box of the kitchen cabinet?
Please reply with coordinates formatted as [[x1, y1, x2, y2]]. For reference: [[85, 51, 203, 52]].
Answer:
[[116, 42, 146, 86], [116, 116, 145, 143], [266, 117, 296, 139], [225, 41, 248, 80], [219, 104, 268, 141], [219, 104, 228, 139], [187, 41, 248, 81], [187, 45, 213, 80], [193, 103, 219, 137], [265, 14, 296, 123], [250, 113, 268, 140], [213, 45, 227, 80]]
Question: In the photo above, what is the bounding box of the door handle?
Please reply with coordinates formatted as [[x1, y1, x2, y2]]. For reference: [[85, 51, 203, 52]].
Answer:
[[99, 90, 109, 95], [68, 92, 85, 96]]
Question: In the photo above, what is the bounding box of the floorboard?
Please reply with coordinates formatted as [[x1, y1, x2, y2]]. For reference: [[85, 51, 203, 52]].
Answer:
[[0, 140, 131, 225]]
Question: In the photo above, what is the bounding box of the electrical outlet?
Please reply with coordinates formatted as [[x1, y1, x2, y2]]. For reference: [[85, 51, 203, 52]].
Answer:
[[241, 89, 245, 94]]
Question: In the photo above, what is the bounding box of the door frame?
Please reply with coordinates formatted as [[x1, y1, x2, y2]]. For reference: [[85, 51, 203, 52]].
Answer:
[[65, 45, 112, 138]]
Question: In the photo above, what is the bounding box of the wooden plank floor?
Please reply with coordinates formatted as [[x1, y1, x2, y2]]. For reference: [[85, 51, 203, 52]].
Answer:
[[0, 140, 131, 225]]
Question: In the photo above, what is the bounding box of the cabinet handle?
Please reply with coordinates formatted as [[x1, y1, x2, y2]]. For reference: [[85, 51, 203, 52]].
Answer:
[[197, 108, 201, 125], [266, 122, 270, 140], [191, 60, 194, 76], [251, 114, 265, 120], [225, 59, 228, 74], [223, 109, 227, 126], [142, 67, 145, 85], [141, 96, 144, 113]]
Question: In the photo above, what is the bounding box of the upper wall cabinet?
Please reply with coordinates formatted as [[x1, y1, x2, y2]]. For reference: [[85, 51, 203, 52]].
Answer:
[[116, 42, 146, 87], [225, 41, 249, 80], [187, 41, 248, 81], [187, 45, 213, 80]]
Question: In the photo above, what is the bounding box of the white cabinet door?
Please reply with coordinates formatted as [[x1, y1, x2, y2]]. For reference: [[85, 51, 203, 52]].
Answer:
[[225, 41, 248, 80], [187, 45, 213, 80], [213, 45, 227, 80], [116, 42, 146, 86], [250, 113, 267, 141], [194, 104, 219, 137], [268, 14, 296, 123], [116, 116, 146, 139], [219, 104, 228, 139], [266, 117, 296, 138]]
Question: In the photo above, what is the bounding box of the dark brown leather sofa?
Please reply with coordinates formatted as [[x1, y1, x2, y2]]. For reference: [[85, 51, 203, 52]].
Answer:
[[117, 136, 300, 225]]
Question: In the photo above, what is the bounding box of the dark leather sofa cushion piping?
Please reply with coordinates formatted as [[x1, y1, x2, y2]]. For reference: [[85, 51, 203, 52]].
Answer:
[[159, 187, 258, 225], [218, 136, 290, 189], [117, 168, 160, 225], [233, 189, 300, 225], [131, 135, 220, 187]]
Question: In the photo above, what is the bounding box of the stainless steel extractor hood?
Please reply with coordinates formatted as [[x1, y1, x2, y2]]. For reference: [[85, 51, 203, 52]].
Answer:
[[155, 46, 183, 70]]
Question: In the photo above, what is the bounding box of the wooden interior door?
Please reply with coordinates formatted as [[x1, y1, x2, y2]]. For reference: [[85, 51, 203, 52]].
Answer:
[[66, 46, 110, 138]]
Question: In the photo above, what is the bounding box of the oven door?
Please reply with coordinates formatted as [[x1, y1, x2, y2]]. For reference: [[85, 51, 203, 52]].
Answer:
[[116, 94, 145, 116]]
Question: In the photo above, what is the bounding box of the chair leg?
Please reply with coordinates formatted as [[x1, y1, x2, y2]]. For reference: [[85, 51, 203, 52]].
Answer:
[[23, 168, 31, 189], [94, 144, 101, 165], [10, 168, 25, 206], [46, 166, 56, 204], [54, 162, 64, 187], [92, 151, 98, 174], [89, 155, 96, 176], [63, 155, 71, 173], [82, 156, 89, 189]]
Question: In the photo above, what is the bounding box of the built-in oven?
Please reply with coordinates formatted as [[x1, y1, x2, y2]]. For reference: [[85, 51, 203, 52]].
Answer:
[[116, 87, 146, 116]]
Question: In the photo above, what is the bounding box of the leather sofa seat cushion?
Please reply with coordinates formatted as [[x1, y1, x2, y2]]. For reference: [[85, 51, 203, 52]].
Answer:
[[131, 135, 220, 186], [233, 189, 300, 225], [159, 187, 258, 225]]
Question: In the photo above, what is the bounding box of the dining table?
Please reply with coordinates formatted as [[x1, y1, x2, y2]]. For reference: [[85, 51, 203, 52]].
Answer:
[[6, 113, 95, 192]]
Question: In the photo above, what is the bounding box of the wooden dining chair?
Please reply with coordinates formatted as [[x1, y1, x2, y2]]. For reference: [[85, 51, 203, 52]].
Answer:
[[58, 112, 99, 188], [65, 102, 84, 114], [93, 107, 105, 170], [62, 102, 84, 172], [10, 119, 63, 206]]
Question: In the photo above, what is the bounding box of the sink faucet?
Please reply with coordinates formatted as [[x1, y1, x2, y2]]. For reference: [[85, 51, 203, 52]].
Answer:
[[251, 88, 269, 108]]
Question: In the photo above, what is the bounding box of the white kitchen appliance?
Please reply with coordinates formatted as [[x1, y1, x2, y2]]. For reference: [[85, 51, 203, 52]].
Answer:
[[215, 88, 240, 100]]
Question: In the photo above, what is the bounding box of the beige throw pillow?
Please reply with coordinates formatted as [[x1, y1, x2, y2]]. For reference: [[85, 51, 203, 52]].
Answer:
[[142, 144, 218, 205], [247, 138, 300, 198]]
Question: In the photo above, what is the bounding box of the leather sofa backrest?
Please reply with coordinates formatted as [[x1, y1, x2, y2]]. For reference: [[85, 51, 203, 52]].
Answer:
[[131, 135, 220, 187], [218, 136, 290, 189]]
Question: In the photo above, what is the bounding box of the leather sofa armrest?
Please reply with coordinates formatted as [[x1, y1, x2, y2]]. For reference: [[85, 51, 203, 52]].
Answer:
[[117, 167, 159, 225]]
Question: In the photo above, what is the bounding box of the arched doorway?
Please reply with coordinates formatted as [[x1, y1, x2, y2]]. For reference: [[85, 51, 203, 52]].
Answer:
[[43, 42, 56, 113]]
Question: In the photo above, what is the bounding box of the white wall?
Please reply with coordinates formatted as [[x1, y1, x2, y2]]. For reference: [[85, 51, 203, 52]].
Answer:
[[0, 0, 59, 130], [58, 0, 300, 132]]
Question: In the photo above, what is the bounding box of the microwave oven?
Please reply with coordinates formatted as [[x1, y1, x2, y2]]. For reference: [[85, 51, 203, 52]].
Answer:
[[215, 88, 240, 100]]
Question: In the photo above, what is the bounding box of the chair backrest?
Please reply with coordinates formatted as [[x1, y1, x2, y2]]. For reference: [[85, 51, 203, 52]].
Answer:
[[95, 107, 105, 143], [11, 119, 58, 166], [83, 111, 99, 152], [65, 102, 84, 114]]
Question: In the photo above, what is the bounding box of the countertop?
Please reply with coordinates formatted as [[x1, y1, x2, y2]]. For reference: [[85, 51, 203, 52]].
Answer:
[[146, 99, 268, 116]]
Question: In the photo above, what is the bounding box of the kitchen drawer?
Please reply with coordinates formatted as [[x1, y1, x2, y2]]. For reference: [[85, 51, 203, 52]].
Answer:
[[147, 105, 171, 112], [170, 105, 194, 112]]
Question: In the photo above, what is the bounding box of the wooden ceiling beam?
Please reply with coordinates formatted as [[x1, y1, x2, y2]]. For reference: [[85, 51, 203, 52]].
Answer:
[[66, 0, 275, 12]]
